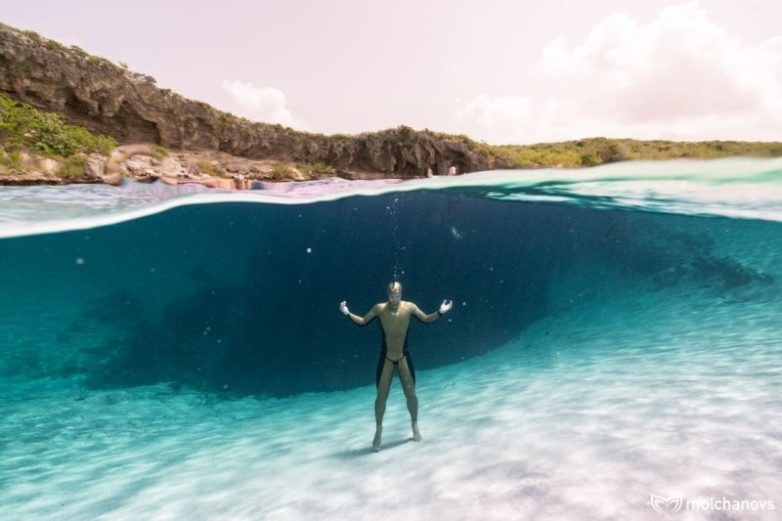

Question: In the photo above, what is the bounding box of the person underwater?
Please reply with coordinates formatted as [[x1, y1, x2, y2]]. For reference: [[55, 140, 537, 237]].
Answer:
[[340, 281, 452, 451]]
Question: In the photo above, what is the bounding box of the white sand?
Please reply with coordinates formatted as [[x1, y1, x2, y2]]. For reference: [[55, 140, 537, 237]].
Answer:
[[1, 279, 780, 520]]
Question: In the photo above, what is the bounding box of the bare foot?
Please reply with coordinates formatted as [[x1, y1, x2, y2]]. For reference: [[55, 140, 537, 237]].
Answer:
[[412, 422, 422, 441], [372, 427, 382, 452]]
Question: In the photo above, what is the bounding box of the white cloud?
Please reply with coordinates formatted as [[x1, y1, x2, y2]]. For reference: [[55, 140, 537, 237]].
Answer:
[[455, 2, 782, 144], [456, 94, 532, 138], [221, 80, 308, 129]]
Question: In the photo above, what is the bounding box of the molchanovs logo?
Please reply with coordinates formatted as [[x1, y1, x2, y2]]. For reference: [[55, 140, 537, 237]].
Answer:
[[649, 493, 776, 515], [650, 494, 683, 515]]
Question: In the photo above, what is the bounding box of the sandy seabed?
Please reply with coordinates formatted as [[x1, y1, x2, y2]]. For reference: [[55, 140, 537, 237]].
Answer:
[[1, 278, 780, 521]]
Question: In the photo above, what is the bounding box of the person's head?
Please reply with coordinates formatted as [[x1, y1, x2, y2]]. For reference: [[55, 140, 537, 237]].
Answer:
[[387, 281, 402, 305]]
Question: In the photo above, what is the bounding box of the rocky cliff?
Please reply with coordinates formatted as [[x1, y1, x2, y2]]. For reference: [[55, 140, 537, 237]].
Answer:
[[0, 23, 507, 178]]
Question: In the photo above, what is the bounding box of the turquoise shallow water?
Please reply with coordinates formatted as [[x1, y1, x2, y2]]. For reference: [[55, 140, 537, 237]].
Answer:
[[0, 160, 781, 519]]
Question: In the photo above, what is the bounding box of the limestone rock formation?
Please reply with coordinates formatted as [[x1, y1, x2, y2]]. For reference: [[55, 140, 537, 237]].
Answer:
[[0, 23, 509, 178]]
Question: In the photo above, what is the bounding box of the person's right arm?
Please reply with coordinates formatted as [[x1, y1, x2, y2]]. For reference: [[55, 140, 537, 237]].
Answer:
[[340, 301, 380, 326]]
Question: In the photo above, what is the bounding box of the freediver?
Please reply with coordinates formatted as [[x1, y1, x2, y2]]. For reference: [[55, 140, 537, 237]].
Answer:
[[340, 282, 452, 452]]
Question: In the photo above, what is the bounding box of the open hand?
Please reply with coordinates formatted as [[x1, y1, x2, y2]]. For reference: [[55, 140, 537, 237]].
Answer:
[[339, 300, 350, 316], [439, 299, 453, 315]]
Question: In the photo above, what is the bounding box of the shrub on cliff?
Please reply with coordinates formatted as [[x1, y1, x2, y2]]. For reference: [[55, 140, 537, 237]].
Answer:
[[0, 149, 23, 174], [57, 154, 87, 178], [197, 159, 226, 177], [297, 161, 336, 178], [0, 93, 116, 157], [270, 164, 295, 180], [150, 144, 169, 157]]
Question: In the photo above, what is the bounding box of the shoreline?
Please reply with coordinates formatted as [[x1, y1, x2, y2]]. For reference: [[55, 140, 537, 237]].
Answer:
[[0, 144, 424, 190]]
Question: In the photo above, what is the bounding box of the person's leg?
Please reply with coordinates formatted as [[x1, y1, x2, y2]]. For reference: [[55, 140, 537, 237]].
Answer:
[[373, 358, 394, 451], [398, 357, 421, 441]]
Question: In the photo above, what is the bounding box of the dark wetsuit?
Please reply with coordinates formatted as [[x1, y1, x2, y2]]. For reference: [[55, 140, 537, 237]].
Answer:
[[376, 325, 416, 388], [362, 316, 416, 388]]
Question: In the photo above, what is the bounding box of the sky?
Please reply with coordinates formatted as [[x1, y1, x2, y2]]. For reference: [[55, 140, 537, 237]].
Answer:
[[3, 0, 782, 144]]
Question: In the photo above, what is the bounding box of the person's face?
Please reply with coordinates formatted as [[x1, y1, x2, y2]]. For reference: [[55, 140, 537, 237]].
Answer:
[[388, 286, 402, 306]]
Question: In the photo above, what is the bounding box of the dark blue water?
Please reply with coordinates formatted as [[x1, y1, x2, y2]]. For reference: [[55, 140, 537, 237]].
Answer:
[[0, 189, 775, 397], [2, 167, 782, 519]]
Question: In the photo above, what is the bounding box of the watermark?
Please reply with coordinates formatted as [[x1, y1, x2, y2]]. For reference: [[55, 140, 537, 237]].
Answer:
[[649, 493, 776, 516]]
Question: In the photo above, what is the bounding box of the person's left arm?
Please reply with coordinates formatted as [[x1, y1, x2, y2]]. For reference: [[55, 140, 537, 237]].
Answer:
[[411, 300, 452, 323]]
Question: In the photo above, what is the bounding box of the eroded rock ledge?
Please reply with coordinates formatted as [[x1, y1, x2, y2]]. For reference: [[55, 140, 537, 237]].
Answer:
[[0, 144, 427, 189], [0, 23, 508, 180]]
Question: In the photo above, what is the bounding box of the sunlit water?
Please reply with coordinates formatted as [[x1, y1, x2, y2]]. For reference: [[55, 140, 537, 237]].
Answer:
[[1, 159, 780, 520]]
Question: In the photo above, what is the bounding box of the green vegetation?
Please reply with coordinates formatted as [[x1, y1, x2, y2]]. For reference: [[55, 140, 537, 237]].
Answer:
[[488, 138, 782, 168], [0, 149, 23, 174], [270, 163, 295, 180], [45, 39, 65, 51], [270, 123, 296, 134], [217, 111, 243, 129], [86, 55, 120, 70], [70, 45, 88, 57], [297, 161, 336, 178], [57, 154, 87, 178], [396, 125, 414, 139], [150, 144, 169, 157], [197, 159, 226, 177], [0, 93, 116, 157], [416, 128, 782, 168]]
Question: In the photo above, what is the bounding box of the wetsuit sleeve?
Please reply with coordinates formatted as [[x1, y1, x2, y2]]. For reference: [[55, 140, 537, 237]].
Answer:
[[411, 303, 439, 324], [349, 304, 379, 326], [360, 314, 378, 327]]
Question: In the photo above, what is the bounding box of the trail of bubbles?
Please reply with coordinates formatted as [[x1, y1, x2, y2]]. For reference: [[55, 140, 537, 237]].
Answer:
[[389, 195, 401, 282]]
